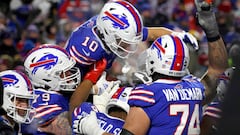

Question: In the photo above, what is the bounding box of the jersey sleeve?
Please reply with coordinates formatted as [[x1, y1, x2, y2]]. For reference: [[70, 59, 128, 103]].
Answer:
[[203, 96, 222, 119], [33, 89, 69, 126], [128, 84, 156, 108]]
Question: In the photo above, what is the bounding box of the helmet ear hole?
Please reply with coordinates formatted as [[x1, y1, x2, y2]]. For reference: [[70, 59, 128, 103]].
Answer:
[[164, 44, 168, 48], [150, 68, 154, 74]]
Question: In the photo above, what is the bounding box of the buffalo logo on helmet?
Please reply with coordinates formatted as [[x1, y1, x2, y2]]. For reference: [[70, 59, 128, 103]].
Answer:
[[2, 74, 19, 87], [102, 11, 130, 30], [30, 54, 58, 74]]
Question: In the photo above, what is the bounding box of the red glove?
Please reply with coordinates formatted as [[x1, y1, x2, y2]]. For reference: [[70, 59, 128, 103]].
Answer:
[[84, 58, 107, 84]]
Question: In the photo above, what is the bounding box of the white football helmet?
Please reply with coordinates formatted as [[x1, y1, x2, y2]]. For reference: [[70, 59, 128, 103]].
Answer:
[[217, 67, 234, 101], [24, 44, 81, 91], [97, 0, 143, 59], [146, 34, 190, 77], [0, 70, 36, 124], [106, 87, 132, 114]]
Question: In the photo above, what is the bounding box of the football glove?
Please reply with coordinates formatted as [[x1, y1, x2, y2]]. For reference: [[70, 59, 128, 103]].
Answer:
[[93, 82, 120, 113], [195, 0, 219, 38], [73, 111, 104, 135]]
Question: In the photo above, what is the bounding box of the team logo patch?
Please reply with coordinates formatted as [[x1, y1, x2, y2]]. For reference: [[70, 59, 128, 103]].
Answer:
[[2, 74, 19, 87], [102, 11, 129, 29], [174, 84, 183, 89], [30, 54, 58, 74]]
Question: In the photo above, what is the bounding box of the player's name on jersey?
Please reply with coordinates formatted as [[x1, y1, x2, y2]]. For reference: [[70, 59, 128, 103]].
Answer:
[[162, 88, 203, 101], [98, 119, 122, 135]]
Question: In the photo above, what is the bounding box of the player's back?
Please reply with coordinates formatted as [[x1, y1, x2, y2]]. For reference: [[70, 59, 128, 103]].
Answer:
[[72, 102, 124, 135], [129, 75, 205, 135]]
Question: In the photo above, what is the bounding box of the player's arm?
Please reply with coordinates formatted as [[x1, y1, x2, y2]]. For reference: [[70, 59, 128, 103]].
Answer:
[[195, 1, 228, 105], [38, 111, 72, 135], [69, 58, 107, 122], [121, 106, 150, 135], [146, 27, 173, 41], [201, 38, 228, 104]]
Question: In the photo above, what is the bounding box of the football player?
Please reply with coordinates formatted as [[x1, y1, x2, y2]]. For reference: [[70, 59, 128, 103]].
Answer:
[[72, 86, 132, 135], [72, 1, 228, 134], [200, 67, 234, 135], [23, 44, 81, 134], [67, 0, 183, 122], [0, 70, 36, 134]]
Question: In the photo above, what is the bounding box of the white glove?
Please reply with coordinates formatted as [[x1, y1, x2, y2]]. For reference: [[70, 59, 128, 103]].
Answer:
[[92, 71, 121, 95], [93, 82, 120, 113], [73, 111, 104, 135], [171, 31, 199, 50]]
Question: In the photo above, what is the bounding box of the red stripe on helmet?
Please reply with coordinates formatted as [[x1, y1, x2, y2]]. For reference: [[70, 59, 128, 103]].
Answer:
[[30, 59, 55, 68], [112, 87, 125, 99], [104, 11, 126, 27], [154, 40, 165, 54], [171, 36, 184, 71]]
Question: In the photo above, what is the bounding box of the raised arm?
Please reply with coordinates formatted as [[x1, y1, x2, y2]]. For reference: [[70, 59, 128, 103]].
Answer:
[[146, 27, 174, 41], [195, 1, 228, 105]]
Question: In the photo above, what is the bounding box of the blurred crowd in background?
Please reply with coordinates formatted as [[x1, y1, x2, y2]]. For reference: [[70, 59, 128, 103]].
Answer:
[[0, 0, 239, 85]]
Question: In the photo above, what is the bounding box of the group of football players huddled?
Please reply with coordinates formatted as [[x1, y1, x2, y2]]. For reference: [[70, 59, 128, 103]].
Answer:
[[0, 0, 237, 135]]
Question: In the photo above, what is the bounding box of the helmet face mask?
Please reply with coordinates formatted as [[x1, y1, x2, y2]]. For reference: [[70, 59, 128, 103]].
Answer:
[[97, 1, 143, 59], [58, 66, 80, 91], [0, 70, 36, 124], [145, 35, 190, 77], [109, 37, 138, 58], [24, 44, 81, 91]]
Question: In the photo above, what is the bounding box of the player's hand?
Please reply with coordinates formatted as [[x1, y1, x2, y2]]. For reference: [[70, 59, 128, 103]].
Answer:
[[195, 0, 219, 38], [171, 31, 199, 50], [94, 71, 121, 95], [84, 58, 107, 84], [73, 111, 104, 135], [93, 82, 120, 113]]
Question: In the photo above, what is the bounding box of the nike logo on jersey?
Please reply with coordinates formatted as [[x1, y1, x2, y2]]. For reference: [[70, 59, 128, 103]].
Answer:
[[82, 48, 90, 56]]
